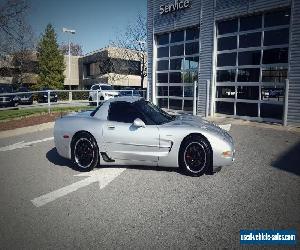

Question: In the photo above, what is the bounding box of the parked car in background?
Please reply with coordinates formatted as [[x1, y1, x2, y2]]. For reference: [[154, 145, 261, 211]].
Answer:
[[88, 83, 118, 105], [119, 87, 141, 97], [0, 84, 19, 107], [37, 87, 58, 103], [18, 87, 33, 105]]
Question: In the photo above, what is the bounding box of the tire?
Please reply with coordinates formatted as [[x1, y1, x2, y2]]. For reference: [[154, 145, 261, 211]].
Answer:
[[179, 135, 212, 176], [71, 132, 99, 171], [100, 96, 104, 101]]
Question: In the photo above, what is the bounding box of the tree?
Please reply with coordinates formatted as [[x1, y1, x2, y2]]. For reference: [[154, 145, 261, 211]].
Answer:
[[110, 13, 147, 89], [60, 42, 83, 56], [0, 0, 35, 88], [36, 24, 65, 90]]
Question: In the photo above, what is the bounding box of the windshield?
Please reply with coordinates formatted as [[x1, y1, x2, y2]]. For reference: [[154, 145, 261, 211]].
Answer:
[[101, 85, 113, 90], [0, 86, 13, 93], [134, 100, 175, 125]]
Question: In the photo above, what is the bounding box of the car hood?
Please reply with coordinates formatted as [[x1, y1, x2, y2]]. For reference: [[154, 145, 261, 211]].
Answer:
[[166, 115, 230, 138]]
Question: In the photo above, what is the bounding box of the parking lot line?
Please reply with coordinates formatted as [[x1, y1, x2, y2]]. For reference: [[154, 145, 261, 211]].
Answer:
[[31, 168, 126, 207], [0, 137, 54, 152]]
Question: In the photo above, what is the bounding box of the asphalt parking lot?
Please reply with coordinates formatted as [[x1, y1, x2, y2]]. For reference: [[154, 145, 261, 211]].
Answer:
[[0, 123, 299, 248]]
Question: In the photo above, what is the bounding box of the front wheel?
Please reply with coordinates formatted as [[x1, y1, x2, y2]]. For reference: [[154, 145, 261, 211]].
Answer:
[[71, 132, 99, 171], [179, 135, 212, 176]]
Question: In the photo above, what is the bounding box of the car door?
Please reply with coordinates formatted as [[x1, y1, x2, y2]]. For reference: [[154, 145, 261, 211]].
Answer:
[[102, 101, 160, 165]]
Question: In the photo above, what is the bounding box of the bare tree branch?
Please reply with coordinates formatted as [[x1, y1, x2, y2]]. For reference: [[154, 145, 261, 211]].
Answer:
[[110, 12, 147, 89], [0, 0, 35, 87]]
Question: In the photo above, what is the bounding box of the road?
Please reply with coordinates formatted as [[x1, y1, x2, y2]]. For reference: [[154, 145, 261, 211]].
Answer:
[[0, 124, 299, 248]]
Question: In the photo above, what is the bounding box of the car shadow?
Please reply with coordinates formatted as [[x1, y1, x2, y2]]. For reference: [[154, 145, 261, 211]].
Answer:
[[46, 147, 180, 174], [46, 147, 74, 170], [272, 141, 300, 176]]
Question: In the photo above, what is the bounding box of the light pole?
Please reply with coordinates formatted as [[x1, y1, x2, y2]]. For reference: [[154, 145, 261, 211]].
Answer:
[[63, 27, 76, 90]]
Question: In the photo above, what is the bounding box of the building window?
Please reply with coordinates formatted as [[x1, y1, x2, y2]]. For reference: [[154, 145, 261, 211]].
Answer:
[[157, 86, 168, 96], [217, 53, 236, 67], [171, 30, 184, 43], [217, 69, 236, 82], [239, 32, 261, 48], [217, 36, 237, 51], [262, 67, 287, 83], [157, 33, 169, 45], [217, 19, 238, 35], [156, 27, 199, 111], [264, 28, 289, 46], [262, 48, 288, 64], [186, 27, 199, 41], [215, 8, 290, 121], [170, 44, 184, 57], [238, 51, 261, 66], [216, 86, 235, 98], [157, 60, 169, 71], [264, 9, 290, 27], [237, 68, 260, 82], [157, 46, 169, 58], [170, 58, 184, 70], [240, 14, 262, 31]]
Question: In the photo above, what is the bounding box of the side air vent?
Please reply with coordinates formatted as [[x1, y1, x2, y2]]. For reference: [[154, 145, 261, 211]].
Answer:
[[100, 152, 115, 162]]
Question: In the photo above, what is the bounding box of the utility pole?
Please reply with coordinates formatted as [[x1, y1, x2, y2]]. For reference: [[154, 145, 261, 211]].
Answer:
[[63, 27, 76, 90]]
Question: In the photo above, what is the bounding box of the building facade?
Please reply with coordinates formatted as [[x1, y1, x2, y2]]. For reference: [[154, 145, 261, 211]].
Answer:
[[79, 47, 147, 90], [147, 0, 300, 126], [0, 47, 146, 90]]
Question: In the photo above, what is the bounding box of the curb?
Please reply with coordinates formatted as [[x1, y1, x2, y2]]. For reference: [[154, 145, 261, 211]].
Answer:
[[0, 122, 55, 139]]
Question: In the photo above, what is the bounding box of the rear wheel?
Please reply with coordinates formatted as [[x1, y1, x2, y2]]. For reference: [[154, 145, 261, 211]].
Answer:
[[179, 135, 212, 176], [71, 132, 99, 171]]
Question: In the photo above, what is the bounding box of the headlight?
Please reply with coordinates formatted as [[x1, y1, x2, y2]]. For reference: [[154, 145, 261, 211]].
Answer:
[[43, 95, 47, 97], [55, 94, 57, 97]]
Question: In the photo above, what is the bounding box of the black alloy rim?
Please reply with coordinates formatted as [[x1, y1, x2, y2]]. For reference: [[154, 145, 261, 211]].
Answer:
[[74, 138, 94, 168], [184, 142, 206, 173]]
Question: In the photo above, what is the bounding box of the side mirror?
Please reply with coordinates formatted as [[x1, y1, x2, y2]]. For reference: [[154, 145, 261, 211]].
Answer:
[[133, 118, 146, 128]]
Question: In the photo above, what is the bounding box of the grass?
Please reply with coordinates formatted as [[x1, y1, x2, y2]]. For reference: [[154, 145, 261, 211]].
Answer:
[[0, 105, 92, 121]]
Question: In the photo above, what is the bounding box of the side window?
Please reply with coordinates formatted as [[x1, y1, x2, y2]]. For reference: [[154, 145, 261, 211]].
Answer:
[[92, 85, 99, 90], [108, 102, 145, 123]]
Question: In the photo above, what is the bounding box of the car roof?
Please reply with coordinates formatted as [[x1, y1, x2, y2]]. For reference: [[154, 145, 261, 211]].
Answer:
[[106, 96, 143, 104]]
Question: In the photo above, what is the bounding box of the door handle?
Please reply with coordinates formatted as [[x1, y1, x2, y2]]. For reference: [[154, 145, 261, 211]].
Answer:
[[107, 125, 115, 130]]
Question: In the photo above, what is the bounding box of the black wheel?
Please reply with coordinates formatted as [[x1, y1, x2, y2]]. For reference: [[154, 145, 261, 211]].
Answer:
[[71, 132, 99, 171], [100, 96, 104, 101], [179, 135, 212, 176]]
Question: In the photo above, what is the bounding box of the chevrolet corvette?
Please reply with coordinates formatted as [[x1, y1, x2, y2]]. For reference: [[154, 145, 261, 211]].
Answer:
[[54, 97, 235, 176]]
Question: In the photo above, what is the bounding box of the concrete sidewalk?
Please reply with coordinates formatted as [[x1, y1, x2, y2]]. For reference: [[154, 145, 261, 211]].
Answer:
[[0, 122, 54, 139]]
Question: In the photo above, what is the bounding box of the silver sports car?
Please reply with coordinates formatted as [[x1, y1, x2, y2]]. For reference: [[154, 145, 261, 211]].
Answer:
[[54, 97, 235, 176]]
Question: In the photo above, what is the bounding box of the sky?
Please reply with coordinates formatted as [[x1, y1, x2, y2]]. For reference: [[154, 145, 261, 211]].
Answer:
[[25, 0, 147, 54]]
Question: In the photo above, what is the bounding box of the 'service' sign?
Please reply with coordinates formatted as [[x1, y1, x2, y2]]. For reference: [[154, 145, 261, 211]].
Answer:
[[159, 0, 191, 15]]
